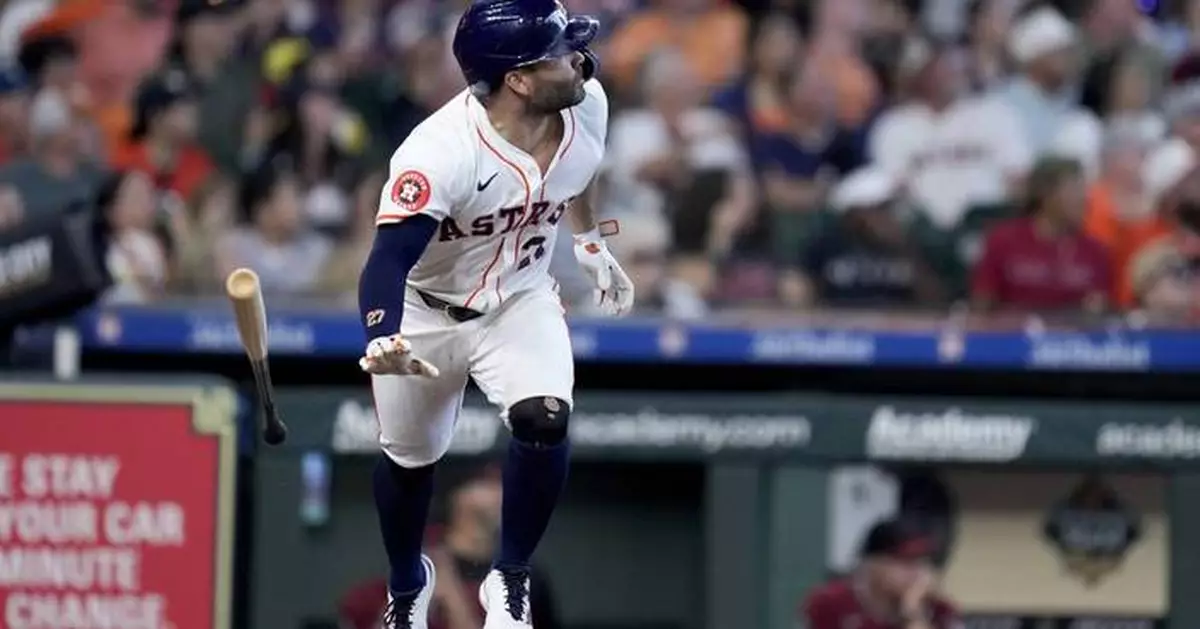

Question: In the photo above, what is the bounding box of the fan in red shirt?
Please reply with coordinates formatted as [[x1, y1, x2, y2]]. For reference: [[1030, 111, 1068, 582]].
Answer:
[[971, 157, 1112, 313], [802, 519, 962, 629]]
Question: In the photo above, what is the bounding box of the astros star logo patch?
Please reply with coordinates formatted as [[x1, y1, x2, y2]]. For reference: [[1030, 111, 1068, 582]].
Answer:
[[391, 170, 431, 212]]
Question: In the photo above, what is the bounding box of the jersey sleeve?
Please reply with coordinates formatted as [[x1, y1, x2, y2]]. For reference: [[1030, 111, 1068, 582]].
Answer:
[[376, 130, 469, 226]]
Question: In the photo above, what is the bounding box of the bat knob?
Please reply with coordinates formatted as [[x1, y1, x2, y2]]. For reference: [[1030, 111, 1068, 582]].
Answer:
[[264, 422, 288, 446]]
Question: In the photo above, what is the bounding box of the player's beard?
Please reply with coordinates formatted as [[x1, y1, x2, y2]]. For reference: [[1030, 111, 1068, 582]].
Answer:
[[529, 76, 587, 114]]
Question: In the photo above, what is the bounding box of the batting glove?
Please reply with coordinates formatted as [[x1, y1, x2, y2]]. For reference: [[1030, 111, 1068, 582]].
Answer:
[[573, 223, 634, 317], [359, 335, 440, 377]]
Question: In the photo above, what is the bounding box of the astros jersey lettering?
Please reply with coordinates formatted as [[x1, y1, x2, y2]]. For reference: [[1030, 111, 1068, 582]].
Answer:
[[377, 79, 608, 311]]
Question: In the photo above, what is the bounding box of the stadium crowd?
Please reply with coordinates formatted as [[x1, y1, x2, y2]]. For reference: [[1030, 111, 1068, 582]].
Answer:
[[1, 0, 1198, 322]]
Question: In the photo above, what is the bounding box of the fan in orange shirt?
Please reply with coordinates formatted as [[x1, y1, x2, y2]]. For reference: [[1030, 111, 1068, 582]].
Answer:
[[603, 0, 748, 98], [20, 0, 173, 158], [1084, 138, 1180, 309], [112, 70, 214, 204]]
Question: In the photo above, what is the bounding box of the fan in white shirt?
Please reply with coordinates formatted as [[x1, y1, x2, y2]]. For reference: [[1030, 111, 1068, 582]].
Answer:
[[1053, 48, 1166, 179], [868, 41, 1032, 229]]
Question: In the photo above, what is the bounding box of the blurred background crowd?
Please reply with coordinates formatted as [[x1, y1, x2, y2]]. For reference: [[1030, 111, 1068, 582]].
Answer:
[[0, 0, 1198, 322]]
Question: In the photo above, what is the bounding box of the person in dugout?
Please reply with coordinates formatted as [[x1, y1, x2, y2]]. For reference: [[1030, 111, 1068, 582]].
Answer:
[[802, 518, 961, 629], [338, 464, 561, 629]]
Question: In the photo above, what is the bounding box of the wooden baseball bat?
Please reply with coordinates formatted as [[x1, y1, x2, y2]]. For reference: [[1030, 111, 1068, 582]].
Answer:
[[225, 268, 288, 445]]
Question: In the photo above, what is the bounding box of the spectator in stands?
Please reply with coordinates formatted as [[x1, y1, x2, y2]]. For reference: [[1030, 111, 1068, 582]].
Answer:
[[1164, 52, 1200, 152], [264, 49, 369, 236], [603, 211, 707, 320], [1124, 138, 1200, 317], [1128, 237, 1198, 321], [1000, 6, 1086, 156], [215, 164, 332, 296], [1055, 48, 1166, 178], [963, 0, 1016, 93], [1083, 131, 1166, 309], [0, 66, 31, 163], [319, 170, 386, 305], [858, 0, 922, 101], [73, 0, 174, 159], [757, 64, 865, 264], [0, 88, 103, 217], [1077, 0, 1154, 56], [171, 176, 235, 294], [869, 41, 1031, 230], [712, 13, 802, 148], [603, 0, 749, 99], [171, 0, 258, 176], [779, 166, 950, 308], [0, 184, 24, 232], [971, 157, 1112, 313], [802, 518, 960, 629], [18, 30, 79, 99], [604, 48, 755, 298], [97, 170, 169, 304], [344, 30, 442, 162], [805, 0, 880, 128], [114, 70, 215, 205]]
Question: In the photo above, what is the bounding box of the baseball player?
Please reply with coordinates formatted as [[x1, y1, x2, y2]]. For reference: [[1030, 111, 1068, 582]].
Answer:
[[356, 1, 633, 628]]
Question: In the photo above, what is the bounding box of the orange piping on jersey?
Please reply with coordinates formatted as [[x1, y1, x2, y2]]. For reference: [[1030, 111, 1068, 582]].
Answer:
[[559, 109, 577, 161], [476, 127, 532, 305], [508, 110, 577, 282], [465, 237, 507, 309]]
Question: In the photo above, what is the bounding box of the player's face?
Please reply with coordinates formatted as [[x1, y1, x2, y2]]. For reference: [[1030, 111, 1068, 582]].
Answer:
[[518, 51, 587, 113]]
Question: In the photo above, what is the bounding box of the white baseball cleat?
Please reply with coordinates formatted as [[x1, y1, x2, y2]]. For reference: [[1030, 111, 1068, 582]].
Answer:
[[381, 555, 437, 629], [479, 566, 534, 628]]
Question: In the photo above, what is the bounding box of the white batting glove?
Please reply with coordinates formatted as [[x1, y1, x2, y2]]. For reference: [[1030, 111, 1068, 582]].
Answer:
[[574, 225, 634, 317], [358, 335, 440, 378]]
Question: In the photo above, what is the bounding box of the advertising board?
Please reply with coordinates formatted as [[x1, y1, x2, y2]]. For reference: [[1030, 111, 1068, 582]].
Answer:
[[0, 382, 237, 629]]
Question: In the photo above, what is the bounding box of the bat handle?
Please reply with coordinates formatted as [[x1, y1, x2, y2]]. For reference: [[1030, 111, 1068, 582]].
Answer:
[[250, 358, 288, 446]]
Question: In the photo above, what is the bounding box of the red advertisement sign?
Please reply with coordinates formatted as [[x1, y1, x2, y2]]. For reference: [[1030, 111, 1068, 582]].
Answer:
[[0, 392, 235, 629]]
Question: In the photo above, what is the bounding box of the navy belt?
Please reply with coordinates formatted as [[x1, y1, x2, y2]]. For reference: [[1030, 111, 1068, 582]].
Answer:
[[417, 291, 485, 323]]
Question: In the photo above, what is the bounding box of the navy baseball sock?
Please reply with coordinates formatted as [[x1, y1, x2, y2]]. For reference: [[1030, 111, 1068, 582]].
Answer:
[[372, 455, 435, 594], [496, 437, 570, 568]]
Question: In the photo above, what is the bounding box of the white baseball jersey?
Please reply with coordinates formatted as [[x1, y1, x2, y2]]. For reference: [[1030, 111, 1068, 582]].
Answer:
[[376, 79, 609, 312], [868, 95, 1033, 229]]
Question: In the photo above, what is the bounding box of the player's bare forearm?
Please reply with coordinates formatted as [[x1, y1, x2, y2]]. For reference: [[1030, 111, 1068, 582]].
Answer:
[[568, 178, 600, 234]]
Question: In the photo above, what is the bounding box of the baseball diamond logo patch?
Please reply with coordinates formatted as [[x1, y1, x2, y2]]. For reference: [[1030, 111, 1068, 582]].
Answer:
[[391, 170, 431, 212], [1043, 475, 1140, 587]]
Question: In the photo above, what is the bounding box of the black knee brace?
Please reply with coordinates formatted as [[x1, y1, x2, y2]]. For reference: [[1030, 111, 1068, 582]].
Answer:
[[507, 396, 571, 448]]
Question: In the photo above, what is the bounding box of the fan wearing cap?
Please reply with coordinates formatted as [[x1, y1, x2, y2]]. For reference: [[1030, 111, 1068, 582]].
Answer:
[[971, 156, 1112, 313], [802, 519, 960, 629], [112, 69, 215, 204], [997, 6, 1086, 156], [779, 166, 950, 308]]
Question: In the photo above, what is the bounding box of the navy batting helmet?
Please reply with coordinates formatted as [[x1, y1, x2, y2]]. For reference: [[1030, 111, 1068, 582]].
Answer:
[[452, 0, 599, 96]]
